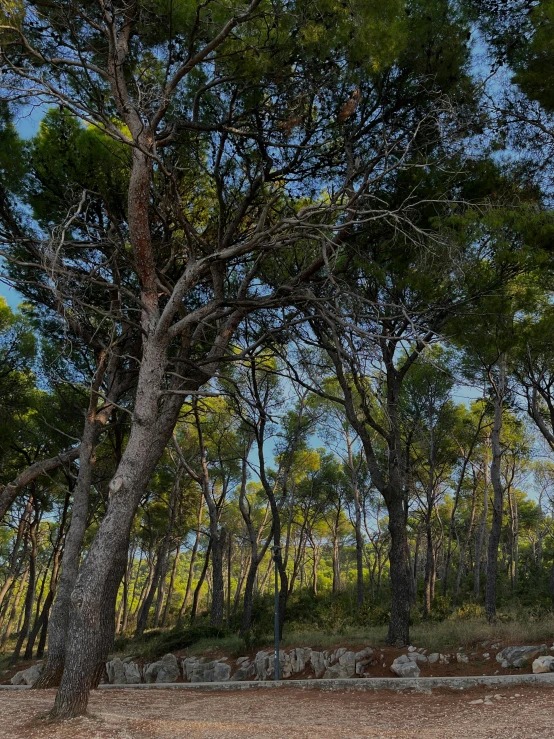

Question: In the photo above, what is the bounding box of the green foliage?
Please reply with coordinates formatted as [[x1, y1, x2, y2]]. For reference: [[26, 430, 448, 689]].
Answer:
[[29, 109, 130, 228]]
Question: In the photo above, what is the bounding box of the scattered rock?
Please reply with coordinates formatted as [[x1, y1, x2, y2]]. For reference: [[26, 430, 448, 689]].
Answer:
[[427, 653, 439, 664], [145, 653, 180, 683], [214, 661, 231, 682], [355, 647, 374, 676], [456, 653, 469, 664], [408, 652, 427, 664], [10, 663, 44, 686], [391, 656, 420, 678], [496, 646, 541, 667], [532, 655, 554, 674], [309, 650, 328, 679], [106, 658, 126, 685]]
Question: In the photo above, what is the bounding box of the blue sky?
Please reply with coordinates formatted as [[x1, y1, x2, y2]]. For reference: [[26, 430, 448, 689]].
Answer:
[[0, 281, 22, 310]]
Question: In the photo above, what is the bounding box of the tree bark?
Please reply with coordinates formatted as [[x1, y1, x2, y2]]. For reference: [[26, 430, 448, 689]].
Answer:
[[385, 493, 411, 646], [35, 368, 113, 689]]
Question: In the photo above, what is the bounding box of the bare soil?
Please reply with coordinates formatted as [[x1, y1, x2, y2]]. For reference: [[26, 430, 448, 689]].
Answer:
[[1, 685, 553, 739]]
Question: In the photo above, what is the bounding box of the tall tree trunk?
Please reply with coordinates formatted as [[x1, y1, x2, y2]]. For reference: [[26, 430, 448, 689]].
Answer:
[[0, 565, 28, 650], [474, 445, 490, 600], [346, 432, 364, 607], [485, 356, 506, 624], [332, 532, 341, 593], [11, 494, 39, 665], [25, 490, 70, 660], [49, 325, 185, 717], [136, 472, 181, 636], [176, 495, 203, 624], [161, 546, 180, 627], [191, 541, 212, 623], [385, 493, 411, 646], [35, 363, 114, 689], [209, 529, 226, 627]]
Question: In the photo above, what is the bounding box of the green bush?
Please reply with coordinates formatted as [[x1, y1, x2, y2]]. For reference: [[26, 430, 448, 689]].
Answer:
[[454, 602, 484, 620]]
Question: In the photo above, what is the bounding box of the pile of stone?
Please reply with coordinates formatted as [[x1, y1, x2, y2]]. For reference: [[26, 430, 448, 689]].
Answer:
[[390, 647, 450, 678], [101, 645, 380, 685], [10, 642, 554, 686], [496, 645, 548, 669]]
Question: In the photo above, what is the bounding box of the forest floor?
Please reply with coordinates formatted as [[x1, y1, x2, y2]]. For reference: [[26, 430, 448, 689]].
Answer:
[[1, 684, 552, 738]]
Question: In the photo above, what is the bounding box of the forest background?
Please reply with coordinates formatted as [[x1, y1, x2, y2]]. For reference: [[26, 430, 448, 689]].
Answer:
[[3, 0, 554, 719]]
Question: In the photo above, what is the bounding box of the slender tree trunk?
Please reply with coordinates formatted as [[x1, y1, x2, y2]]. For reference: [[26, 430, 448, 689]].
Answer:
[[209, 529, 226, 627], [0, 566, 28, 650], [423, 515, 433, 619], [474, 447, 490, 600], [161, 546, 180, 627], [226, 536, 232, 627], [454, 480, 477, 603], [191, 541, 211, 623], [485, 356, 506, 624], [11, 495, 39, 665], [346, 433, 364, 607], [177, 495, 203, 623], [35, 371, 112, 689], [332, 531, 341, 593]]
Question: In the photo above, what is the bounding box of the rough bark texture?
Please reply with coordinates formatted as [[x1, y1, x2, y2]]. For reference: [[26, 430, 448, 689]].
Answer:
[[385, 494, 411, 646], [49, 332, 181, 718], [34, 378, 112, 689]]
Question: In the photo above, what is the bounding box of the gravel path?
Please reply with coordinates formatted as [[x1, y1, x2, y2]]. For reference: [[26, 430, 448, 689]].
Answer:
[[1, 685, 552, 738]]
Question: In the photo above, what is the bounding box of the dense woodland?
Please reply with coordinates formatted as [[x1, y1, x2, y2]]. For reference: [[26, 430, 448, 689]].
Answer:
[[2, 0, 554, 720]]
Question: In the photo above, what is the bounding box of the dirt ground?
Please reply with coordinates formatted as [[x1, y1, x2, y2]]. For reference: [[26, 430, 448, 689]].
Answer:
[[1, 685, 553, 739]]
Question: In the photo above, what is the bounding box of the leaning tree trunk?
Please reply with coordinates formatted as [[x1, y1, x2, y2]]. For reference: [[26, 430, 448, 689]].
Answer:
[[485, 357, 506, 624], [49, 330, 184, 718], [34, 409, 101, 688]]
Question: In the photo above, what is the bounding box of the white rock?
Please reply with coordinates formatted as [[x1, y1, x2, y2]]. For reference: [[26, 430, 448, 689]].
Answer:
[[214, 661, 231, 682], [310, 651, 328, 679], [125, 662, 141, 684], [427, 653, 439, 664], [408, 652, 427, 664], [391, 659, 420, 678], [532, 655, 554, 674], [10, 663, 44, 686], [394, 654, 411, 665]]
